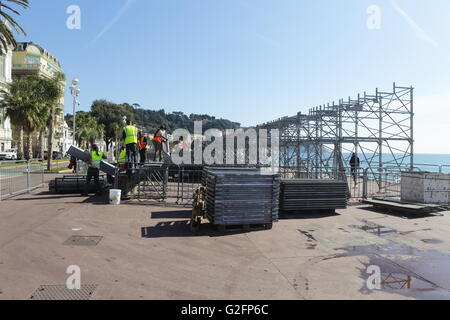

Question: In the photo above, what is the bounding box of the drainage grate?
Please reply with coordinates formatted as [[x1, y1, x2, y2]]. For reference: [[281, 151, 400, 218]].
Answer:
[[30, 284, 98, 300], [63, 236, 103, 246]]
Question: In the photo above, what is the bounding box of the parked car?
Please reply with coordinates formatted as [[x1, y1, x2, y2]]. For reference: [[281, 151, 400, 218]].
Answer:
[[0, 148, 18, 161], [44, 151, 64, 160], [52, 151, 63, 160]]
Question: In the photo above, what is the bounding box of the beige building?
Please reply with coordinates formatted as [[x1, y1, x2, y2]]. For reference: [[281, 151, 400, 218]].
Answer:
[[12, 42, 68, 155]]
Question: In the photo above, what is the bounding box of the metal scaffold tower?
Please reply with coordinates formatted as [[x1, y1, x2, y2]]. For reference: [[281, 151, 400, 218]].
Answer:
[[258, 83, 414, 179]]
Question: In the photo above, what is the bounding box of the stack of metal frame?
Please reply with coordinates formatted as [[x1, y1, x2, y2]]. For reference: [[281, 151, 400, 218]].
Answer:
[[49, 175, 107, 194], [280, 179, 347, 212], [203, 167, 280, 225]]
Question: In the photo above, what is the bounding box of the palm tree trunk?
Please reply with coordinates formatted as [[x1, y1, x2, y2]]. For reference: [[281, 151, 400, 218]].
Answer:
[[27, 132, 33, 160], [38, 128, 45, 160], [17, 127, 24, 160], [47, 106, 55, 171]]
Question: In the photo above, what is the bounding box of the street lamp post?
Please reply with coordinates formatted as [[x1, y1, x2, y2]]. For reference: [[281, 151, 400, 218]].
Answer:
[[69, 78, 80, 146]]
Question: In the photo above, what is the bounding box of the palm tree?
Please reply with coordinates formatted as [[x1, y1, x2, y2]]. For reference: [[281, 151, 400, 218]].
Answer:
[[0, 75, 57, 160], [0, 80, 25, 158], [0, 0, 29, 55], [46, 72, 66, 170], [74, 113, 104, 149]]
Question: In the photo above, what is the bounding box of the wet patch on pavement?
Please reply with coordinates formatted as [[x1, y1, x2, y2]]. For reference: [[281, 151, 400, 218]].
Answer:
[[298, 229, 317, 250]]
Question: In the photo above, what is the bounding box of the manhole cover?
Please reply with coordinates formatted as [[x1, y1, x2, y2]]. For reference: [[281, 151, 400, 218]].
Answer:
[[352, 221, 397, 236], [63, 236, 103, 246], [30, 284, 98, 300]]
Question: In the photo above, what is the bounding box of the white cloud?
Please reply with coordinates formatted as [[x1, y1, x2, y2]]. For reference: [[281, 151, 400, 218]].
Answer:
[[92, 0, 135, 44], [414, 92, 450, 153], [392, 1, 439, 48]]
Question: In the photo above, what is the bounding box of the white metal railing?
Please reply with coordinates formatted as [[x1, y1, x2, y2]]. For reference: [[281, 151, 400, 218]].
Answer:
[[0, 160, 45, 201]]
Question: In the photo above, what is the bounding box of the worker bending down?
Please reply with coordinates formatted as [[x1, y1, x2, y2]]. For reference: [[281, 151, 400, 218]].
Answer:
[[83, 144, 107, 196]]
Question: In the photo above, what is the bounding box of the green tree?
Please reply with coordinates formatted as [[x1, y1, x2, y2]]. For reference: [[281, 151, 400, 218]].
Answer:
[[0, 77, 26, 159], [91, 100, 134, 151], [0, 75, 58, 159], [0, 0, 29, 55], [74, 113, 104, 150], [46, 72, 66, 170]]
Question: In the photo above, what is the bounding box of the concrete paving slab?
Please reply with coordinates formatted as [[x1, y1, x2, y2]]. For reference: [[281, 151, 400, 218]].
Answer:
[[1, 187, 450, 300]]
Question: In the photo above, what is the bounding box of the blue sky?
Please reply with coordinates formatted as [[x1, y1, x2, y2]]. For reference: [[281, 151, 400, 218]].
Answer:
[[14, 0, 450, 153]]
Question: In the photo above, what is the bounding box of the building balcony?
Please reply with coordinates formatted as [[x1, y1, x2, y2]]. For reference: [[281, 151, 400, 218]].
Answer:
[[12, 63, 41, 69]]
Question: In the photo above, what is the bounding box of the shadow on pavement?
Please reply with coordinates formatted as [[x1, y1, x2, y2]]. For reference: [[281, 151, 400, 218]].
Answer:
[[359, 206, 441, 220], [151, 210, 192, 219], [141, 220, 267, 238], [279, 210, 340, 220], [11, 195, 81, 201]]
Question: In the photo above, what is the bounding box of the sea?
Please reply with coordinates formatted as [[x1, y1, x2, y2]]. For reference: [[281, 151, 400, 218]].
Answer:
[[413, 154, 450, 173], [351, 153, 450, 173], [290, 151, 450, 174]]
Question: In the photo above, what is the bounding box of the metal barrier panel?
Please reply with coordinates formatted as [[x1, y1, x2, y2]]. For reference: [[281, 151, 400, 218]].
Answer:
[[177, 167, 203, 204], [363, 168, 403, 199], [165, 165, 203, 204], [126, 166, 168, 200], [278, 166, 406, 200], [0, 160, 44, 201], [28, 161, 45, 192]]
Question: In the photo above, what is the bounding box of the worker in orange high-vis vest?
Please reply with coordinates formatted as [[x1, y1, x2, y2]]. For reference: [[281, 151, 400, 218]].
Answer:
[[122, 120, 138, 169], [138, 131, 148, 165], [152, 126, 166, 162]]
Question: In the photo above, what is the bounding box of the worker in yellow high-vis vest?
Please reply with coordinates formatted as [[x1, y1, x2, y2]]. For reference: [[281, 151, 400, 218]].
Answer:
[[83, 144, 107, 196], [118, 146, 127, 170], [122, 120, 139, 169]]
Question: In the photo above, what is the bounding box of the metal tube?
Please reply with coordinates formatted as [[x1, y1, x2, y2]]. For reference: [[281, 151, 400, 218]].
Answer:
[[410, 86, 414, 171]]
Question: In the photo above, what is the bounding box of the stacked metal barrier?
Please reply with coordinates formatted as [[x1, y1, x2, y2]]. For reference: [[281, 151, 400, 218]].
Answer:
[[202, 167, 280, 225], [49, 175, 108, 194], [280, 179, 347, 212]]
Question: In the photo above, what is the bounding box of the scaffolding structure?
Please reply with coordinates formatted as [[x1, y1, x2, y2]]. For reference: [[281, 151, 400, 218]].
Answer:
[[258, 83, 414, 182]]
